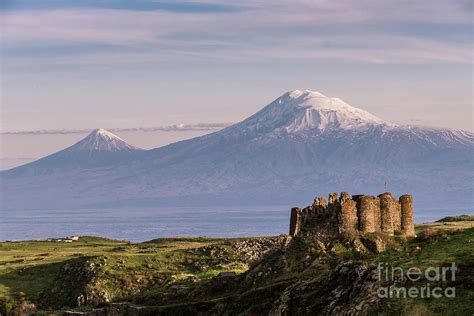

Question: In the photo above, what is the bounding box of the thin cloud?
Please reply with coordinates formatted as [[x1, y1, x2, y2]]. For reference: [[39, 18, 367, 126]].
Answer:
[[1, 1, 471, 65], [1, 0, 249, 13], [1, 123, 233, 136], [0, 157, 37, 161]]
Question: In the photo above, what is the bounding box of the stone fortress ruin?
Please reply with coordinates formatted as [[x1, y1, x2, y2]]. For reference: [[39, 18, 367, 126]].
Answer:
[[289, 192, 415, 238]]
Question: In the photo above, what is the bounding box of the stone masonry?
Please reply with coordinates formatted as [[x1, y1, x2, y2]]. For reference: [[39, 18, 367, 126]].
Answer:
[[289, 192, 416, 238]]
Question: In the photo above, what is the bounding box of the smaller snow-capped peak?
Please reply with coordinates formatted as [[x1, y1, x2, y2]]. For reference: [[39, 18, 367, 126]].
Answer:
[[71, 128, 141, 152]]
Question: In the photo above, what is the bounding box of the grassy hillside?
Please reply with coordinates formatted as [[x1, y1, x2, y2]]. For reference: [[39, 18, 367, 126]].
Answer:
[[1, 223, 473, 315], [0, 236, 274, 314], [436, 215, 474, 223]]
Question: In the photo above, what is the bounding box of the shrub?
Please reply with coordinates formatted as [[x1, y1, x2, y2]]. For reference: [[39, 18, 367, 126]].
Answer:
[[417, 228, 437, 241]]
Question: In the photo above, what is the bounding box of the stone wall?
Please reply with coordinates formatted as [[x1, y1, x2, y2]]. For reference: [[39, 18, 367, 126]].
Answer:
[[289, 192, 416, 238]]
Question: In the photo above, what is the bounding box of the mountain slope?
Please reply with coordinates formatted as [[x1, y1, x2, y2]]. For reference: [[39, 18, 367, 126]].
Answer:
[[124, 90, 472, 206], [3, 129, 145, 176], [1, 90, 473, 211]]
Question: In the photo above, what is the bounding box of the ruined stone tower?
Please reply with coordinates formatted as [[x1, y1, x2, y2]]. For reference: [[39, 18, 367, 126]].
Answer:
[[399, 194, 415, 236], [338, 192, 358, 236], [289, 192, 416, 238]]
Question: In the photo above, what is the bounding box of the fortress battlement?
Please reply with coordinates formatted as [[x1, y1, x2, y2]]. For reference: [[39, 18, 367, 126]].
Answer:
[[289, 192, 415, 238]]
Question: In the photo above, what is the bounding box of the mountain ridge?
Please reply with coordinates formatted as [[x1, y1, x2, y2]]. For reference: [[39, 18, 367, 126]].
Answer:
[[1, 90, 473, 211]]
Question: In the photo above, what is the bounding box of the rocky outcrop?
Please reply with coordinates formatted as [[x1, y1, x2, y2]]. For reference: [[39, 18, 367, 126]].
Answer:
[[232, 235, 289, 263], [40, 256, 168, 310], [269, 261, 382, 316], [0, 295, 37, 316], [39, 256, 108, 308]]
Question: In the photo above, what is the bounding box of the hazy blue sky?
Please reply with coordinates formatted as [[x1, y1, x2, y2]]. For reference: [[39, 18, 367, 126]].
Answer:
[[1, 0, 473, 169]]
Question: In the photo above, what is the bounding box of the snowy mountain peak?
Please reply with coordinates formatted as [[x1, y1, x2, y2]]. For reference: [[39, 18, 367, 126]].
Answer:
[[287, 89, 328, 99], [287, 89, 325, 99], [72, 128, 141, 152], [226, 89, 390, 136], [93, 128, 114, 137], [281, 89, 387, 129]]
